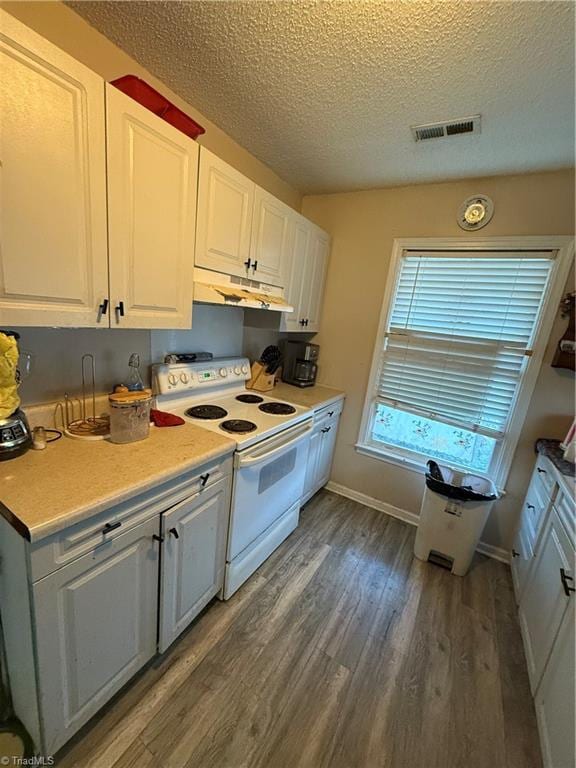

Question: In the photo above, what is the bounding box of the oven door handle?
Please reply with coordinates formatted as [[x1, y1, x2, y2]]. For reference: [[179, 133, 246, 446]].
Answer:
[[235, 421, 313, 469]]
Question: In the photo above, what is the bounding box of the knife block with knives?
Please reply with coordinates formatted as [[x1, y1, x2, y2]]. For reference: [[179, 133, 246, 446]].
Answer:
[[246, 361, 276, 391], [246, 346, 282, 391]]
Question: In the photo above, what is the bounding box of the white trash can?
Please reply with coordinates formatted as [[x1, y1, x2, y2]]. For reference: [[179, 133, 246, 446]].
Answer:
[[414, 461, 498, 576]]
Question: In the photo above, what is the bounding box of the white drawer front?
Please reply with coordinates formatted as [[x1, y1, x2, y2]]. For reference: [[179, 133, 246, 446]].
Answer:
[[554, 490, 575, 540], [314, 399, 344, 427], [534, 454, 557, 500]]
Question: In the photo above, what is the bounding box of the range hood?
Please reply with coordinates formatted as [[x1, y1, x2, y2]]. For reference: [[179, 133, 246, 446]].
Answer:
[[193, 268, 293, 312]]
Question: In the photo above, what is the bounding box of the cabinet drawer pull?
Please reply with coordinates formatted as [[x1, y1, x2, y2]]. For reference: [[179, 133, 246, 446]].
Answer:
[[169, 527, 180, 539], [152, 534, 164, 543], [560, 568, 575, 596], [103, 521, 122, 534], [97, 298, 109, 321], [537, 467, 547, 475], [200, 472, 210, 487]]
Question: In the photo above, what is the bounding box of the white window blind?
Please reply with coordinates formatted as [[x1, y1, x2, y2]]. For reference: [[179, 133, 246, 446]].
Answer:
[[376, 252, 554, 438]]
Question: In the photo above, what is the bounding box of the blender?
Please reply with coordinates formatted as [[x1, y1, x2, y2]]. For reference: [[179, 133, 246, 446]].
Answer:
[[0, 330, 33, 461]]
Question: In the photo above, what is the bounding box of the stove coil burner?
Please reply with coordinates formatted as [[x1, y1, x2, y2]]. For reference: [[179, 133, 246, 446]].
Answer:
[[220, 419, 258, 434], [236, 394, 264, 404], [258, 402, 297, 416], [185, 405, 228, 420]]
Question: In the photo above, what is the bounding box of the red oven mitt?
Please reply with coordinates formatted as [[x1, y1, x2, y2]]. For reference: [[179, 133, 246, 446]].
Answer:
[[150, 409, 185, 427]]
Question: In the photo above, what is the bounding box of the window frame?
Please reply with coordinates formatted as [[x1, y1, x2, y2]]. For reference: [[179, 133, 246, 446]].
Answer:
[[356, 236, 574, 490]]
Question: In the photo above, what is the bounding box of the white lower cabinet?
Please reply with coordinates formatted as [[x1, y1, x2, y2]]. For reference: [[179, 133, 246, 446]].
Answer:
[[534, 598, 575, 768], [511, 458, 554, 600], [0, 458, 233, 755], [303, 425, 322, 501], [519, 507, 573, 688], [159, 477, 230, 652], [512, 453, 575, 768], [302, 401, 343, 504], [33, 516, 160, 753]]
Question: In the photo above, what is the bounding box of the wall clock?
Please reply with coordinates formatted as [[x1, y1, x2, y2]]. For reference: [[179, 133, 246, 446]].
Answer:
[[457, 195, 494, 230]]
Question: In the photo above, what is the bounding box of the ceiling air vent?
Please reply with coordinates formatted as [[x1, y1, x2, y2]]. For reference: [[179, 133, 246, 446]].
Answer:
[[411, 115, 481, 142]]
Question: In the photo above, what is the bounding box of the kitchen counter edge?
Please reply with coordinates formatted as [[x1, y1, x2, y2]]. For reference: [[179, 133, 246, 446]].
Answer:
[[0, 440, 235, 543]]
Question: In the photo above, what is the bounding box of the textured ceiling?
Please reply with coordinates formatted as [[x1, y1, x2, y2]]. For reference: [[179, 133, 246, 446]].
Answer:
[[69, 0, 575, 194]]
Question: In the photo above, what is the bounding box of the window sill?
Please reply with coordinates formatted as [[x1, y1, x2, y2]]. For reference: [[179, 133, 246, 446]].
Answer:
[[355, 441, 506, 494], [355, 442, 426, 475]]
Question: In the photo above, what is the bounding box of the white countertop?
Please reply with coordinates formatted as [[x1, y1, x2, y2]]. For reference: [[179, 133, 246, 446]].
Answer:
[[0, 423, 235, 541], [2, 383, 346, 542]]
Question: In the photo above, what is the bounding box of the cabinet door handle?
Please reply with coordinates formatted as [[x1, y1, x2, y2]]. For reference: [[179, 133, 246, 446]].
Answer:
[[103, 521, 122, 534], [328, 411, 334, 417], [560, 568, 575, 596], [321, 426, 331, 433], [200, 472, 210, 487], [244, 258, 251, 270], [511, 549, 520, 558], [305, 319, 309, 327], [526, 503, 535, 510], [537, 468, 547, 475], [152, 534, 164, 543], [169, 527, 180, 539], [97, 298, 109, 321], [299, 319, 306, 326], [115, 301, 125, 319], [252, 260, 258, 272]]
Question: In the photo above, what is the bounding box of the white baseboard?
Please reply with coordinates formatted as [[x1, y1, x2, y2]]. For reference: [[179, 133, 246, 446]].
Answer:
[[324, 481, 510, 565], [475, 540, 510, 564], [325, 481, 420, 526]]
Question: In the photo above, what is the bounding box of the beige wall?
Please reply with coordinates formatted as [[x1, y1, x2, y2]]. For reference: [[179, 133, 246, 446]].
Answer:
[[303, 169, 575, 551], [1, 1, 301, 210]]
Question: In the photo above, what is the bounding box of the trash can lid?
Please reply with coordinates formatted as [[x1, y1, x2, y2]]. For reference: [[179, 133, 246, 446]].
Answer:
[[425, 460, 498, 502]]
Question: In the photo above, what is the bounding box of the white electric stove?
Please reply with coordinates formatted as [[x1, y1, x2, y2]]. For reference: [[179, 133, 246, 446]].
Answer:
[[153, 357, 313, 598]]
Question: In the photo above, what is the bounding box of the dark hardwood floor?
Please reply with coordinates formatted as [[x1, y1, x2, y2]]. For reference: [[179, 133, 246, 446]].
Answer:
[[56, 490, 542, 768]]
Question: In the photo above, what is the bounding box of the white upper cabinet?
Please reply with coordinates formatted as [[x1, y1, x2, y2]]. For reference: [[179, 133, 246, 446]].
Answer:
[[249, 186, 292, 286], [304, 227, 330, 332], [106, 85, 198, 329], [281, 217, 310, 332], [0, 10, 108, 327], [281, 215, 330, 332], [195, 147, 255, 279]]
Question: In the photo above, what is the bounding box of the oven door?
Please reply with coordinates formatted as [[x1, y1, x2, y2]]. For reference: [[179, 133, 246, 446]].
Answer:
[[228, 419, 313, 560]]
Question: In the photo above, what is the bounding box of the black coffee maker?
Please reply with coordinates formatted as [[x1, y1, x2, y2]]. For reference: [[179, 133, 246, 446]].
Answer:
[[281, 341, 319, 388]]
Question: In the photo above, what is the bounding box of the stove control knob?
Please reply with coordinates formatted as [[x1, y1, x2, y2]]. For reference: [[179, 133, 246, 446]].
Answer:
[[168, 373, 178, 386], [180, 373, 189, 384], [234, 366, 241, 375], [241, 364, 249, 374], [219, 367, 228, 378]]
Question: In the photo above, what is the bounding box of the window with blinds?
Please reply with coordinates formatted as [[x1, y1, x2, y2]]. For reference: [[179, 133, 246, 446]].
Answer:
[[364, 251, 555, 477]]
